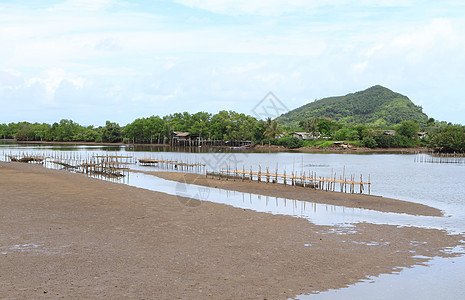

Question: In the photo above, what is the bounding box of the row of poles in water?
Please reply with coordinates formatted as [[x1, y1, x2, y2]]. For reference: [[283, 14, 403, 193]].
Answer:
[[2, 151, 133, 178], [206, 165, 371, 195], [2, 150, 371, 195], [414, 151, 465, 164]]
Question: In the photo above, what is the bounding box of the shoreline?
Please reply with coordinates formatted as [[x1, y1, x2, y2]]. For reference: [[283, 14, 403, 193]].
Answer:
[[2, 139, 429, 154], [252, 144, 429, 154], [1, 161, 463, 298], [139, 170, 443, 217]]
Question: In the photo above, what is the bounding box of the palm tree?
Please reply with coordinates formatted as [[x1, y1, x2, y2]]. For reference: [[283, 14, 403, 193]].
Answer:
[[264, 117, 280, 147], [299, 117, 320, 139]]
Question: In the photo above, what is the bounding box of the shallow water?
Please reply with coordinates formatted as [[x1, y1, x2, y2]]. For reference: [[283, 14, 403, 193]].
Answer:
[[4, 144, 464, 231], [125, 172, 460, 233], [298, 247, 465, 300]]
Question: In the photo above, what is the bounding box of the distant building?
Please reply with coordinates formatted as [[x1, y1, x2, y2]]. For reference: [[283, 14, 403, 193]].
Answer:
[[291, 132, 319, 140], [383, 130, 396, 136], [417, 131, 428, 139], [172, 131, 192, 141]]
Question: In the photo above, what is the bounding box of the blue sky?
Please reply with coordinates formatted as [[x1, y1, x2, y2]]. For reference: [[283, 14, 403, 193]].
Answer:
[[1, 0, 464, 125]]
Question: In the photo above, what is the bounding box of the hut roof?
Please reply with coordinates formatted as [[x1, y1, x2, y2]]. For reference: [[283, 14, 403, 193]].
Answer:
[[172, 131, 190, 137]]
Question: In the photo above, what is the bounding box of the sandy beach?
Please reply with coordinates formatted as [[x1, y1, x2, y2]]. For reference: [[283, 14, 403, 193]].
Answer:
[[1, 161, 463, 299]]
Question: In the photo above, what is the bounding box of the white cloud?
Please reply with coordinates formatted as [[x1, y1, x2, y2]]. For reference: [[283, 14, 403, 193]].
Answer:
[[0, 70, 24, 89], [26, 68, 84, 96], [1, 1, 464, 124]]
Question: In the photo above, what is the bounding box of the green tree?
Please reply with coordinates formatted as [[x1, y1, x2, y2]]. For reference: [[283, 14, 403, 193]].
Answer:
[[82, 127, 100, 142], [374, 134, 414, 148], [145, 116, 166, 143], [124, 118, 146, 143], [33, 123, 51, 141], [317, 119, 332, 136], [264, 117, 281, 146], [354, 125, 374, 139], [101, 121, 122, 143], [429, 125, 465, 152], [189, 112, 211, 139], [427, 117, 435, 127], [210, 110, 241, 140], [277, 135, 303, 149], [53, 119, 83, 141], [0, 124, 10, 139], [396, 120, 420, 138], [14, 123, 35, 141], [299, 117, 319, 138], [361, 137, 378, 148], [253, 120, 267, 142], [334, 128, 349, 141]]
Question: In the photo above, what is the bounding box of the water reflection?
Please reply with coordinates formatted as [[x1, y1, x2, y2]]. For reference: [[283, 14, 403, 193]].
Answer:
[[298, 247, 465, 300], [122, 172, 459, 232], [2, 144, 465, 232]]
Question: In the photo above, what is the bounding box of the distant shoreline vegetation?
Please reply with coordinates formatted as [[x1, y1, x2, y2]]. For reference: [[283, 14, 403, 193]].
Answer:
[[1, 83, 464, 153], [1, 111, 464, 153]]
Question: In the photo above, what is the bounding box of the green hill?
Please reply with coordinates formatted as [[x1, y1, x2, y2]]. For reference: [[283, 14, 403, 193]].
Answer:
[[277, 85, 429, 128]]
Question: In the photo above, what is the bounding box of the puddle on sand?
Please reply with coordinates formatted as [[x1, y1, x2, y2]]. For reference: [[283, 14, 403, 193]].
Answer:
[[296, 246, 465, 300], [124, 172, 460, 232]]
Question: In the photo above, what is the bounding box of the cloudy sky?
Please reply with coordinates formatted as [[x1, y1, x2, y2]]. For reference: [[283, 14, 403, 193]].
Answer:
[[1, 0, 464, 126]]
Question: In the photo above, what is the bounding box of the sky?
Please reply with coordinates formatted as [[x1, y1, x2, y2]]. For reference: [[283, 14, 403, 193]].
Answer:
[[1, 0, 465, 126]]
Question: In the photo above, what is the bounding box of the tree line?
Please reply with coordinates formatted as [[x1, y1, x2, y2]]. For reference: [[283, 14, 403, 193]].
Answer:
[[1, 111, 464, 152], [0, 111, 266, 144]]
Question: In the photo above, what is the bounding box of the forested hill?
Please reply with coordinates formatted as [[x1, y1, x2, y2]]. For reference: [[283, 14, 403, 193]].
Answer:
[[276, 85, 429, 128]]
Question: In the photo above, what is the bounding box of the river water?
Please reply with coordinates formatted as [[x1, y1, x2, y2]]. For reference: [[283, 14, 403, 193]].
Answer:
[[1, 143, 464, 298]]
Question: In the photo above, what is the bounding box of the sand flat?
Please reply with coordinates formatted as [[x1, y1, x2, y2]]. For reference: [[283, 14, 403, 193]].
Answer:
[[0, 162, 463, 299], [145, 171, 443, 217]]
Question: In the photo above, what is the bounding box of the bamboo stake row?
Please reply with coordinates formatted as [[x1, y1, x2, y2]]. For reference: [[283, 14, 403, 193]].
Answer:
[[1, 150, 132, 180], [206, 165, 371, 195], [414, 151, 465, 164], [138, 158, 206, 173]]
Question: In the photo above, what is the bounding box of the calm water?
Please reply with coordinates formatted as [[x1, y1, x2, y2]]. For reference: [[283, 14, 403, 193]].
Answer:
[[5, 143, 463, 229], [1, 143, 465, 298]]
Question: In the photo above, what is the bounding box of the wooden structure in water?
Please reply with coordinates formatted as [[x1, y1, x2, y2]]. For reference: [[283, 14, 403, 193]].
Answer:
[[2, 151, 132, 179], [77, 155, 132, 178], [6, 155, 44, 163], [414, 151, 465, 164], [138, 158, 206, 172], [206, 166, 371, 195]]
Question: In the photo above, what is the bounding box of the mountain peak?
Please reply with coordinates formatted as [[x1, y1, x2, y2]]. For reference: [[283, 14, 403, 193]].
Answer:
[[276, 86, 428, 128]]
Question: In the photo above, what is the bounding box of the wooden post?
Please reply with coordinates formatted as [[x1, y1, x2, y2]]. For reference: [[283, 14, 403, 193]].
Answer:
[[333, 172, 336, 192], [360, 174, 363, 194], [368, 174, 371, 195]]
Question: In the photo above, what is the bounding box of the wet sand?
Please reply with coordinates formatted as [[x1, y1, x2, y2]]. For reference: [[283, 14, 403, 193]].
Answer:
[[145, 171, 442, 217], [0, 162, 463, 299]]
